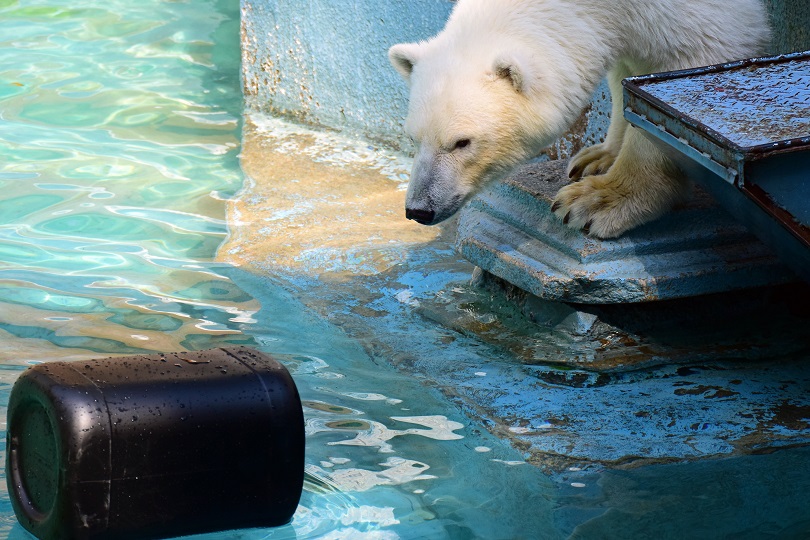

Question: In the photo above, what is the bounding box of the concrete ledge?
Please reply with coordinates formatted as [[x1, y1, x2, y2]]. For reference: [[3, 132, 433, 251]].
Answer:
[[456, 160, 797, 304], [456, 270, 810, 372]]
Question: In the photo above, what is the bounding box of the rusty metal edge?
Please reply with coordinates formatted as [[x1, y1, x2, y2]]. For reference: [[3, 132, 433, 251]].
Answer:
[[623, 50, 810, 160], [741, 182, 810, 248]]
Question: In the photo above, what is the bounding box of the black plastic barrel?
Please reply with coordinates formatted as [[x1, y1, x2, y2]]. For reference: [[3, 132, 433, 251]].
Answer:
[[5, 347, 305, 540]]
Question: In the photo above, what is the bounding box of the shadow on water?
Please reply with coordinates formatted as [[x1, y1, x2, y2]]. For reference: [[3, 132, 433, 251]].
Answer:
[[566, 446, 810, 539]]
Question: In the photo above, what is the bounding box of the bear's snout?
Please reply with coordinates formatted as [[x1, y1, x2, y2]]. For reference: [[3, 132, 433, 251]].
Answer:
[[405, 207, 436, 225]]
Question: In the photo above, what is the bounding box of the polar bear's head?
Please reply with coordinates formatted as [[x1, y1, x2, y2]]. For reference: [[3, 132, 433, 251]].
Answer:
[[389, 39, 566, 225]]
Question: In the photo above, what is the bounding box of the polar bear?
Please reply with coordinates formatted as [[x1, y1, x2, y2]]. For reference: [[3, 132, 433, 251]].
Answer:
[[389, 0, 770, 237]]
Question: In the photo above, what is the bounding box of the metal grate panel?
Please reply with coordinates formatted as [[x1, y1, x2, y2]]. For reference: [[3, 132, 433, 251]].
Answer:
[[638, 57, 810, 149]]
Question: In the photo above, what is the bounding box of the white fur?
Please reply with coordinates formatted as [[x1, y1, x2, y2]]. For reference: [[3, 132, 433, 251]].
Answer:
[[390, 0, 770, 235]]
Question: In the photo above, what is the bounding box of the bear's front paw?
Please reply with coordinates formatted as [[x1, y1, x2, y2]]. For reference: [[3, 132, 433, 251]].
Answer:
[[566, 144, 617, 180], [551, 175, 637, 239]]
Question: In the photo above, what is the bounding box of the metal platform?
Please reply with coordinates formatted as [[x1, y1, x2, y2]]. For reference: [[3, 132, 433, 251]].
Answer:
[[624, 51, 810, 282]]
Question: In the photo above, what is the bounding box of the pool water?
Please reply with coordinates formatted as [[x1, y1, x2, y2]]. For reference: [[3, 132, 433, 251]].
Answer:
[[1, 1, 810, 539], [0, 1, 555, 538]]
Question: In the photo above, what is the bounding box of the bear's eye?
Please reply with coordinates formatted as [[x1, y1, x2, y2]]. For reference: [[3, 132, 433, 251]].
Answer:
[[452, 138, 471, 151]]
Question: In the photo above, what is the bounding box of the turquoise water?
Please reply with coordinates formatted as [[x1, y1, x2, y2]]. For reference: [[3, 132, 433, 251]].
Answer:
[[0, 1, 556, 538], [2, 1, 810, 539], [0, 0, 249, 360]]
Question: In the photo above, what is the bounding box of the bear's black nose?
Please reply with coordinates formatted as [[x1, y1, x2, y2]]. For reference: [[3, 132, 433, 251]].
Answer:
[[405, 208, 435, 225]]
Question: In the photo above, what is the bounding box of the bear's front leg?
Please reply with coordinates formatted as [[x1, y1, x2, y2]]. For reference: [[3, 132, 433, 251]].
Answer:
[[565, 66, 630, 181], [551, 128, 690, 238]]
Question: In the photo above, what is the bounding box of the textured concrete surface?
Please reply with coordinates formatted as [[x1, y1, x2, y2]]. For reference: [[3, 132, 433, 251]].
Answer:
[[457, 160, 796, 303], [239, 0, 452, 149]]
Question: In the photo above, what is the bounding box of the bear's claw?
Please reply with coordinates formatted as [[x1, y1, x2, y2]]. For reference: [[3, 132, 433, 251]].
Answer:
[[566, 143, 617, 180], [551, 173, 634, 239]]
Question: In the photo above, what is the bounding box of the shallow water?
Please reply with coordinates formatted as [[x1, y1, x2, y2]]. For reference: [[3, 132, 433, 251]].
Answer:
[[1, 1, 810, 539]]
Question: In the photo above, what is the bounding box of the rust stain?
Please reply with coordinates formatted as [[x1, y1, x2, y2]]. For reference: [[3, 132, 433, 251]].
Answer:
[[674, 385, 740, 399], [771, 401, 810, 431]]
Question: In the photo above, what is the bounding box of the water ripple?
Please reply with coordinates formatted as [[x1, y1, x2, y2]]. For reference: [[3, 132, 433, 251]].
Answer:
[[0, 0, 245, 362]]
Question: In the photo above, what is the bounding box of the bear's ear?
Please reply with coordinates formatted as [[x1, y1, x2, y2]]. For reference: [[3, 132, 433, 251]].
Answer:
[[493, 55, 530, 93], [389, 43, 422, 82]]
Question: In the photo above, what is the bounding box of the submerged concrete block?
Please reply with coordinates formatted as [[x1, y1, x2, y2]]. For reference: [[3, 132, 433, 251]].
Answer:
[[456, 160, 796, 304]]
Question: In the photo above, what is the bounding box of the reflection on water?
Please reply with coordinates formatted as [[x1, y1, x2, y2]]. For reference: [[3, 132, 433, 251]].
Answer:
[[189, 269, 556, 539], [0, 0, 251, 363]]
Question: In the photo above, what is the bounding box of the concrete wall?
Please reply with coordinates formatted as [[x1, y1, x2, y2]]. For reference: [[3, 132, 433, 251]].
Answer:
[[241, 0, 810, 153], [240, 0, 452, 149]]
